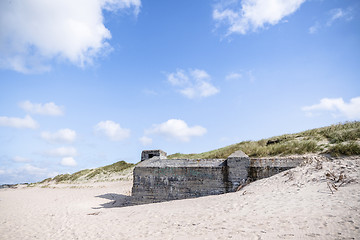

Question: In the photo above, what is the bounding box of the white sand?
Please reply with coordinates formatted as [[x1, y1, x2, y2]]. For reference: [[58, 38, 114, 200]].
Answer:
[[1, 156, 359, 240]]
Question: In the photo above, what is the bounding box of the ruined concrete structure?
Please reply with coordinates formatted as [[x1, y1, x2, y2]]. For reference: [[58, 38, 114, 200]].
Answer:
[[141, 149, 167, 162], [132, 150, 305, 204]]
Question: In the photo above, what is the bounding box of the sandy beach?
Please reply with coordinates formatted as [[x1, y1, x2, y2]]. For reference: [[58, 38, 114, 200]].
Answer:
[[1, 156, 359, 240]]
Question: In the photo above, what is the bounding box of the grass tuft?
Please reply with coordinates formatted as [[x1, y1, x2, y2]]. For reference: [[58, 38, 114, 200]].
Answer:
[[53, 174, 71, 183], [328, 141, 360, 157]]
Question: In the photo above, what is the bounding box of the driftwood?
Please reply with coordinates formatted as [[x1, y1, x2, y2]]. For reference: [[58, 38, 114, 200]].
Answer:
[[236, 184, 245, 192], [236, 179, 251, 192], [325, 170, 347, 194]]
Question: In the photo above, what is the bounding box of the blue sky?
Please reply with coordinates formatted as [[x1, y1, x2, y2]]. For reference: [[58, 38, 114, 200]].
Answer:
[[0, 0, 359, 184]]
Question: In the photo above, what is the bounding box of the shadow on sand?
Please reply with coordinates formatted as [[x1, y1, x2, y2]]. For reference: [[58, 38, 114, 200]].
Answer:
[[94, 193, 137, 208]]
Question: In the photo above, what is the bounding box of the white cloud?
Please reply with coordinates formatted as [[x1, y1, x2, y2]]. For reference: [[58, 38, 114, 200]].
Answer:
[[139, 136, 153, 146], [309, 8, 353, 34], [102, 0, 141, 15], [302, 97, 360, 119], [45, 147, 78, 157], [145, 119, 207, 142], [190, 69, 211, 80], [0, 165, 58, 183], [19, 101, 64, 116], [327, 8, 353, 26], [213, 0, 305, 35], [179, 88, 197, 99], [308, 21, 320, 34], [197, 81, 220, 97], [21, 164, 56, 177], [41, 128, 77, 143], [167, 69, 189, 86], [226, 72, 242, 80], [22, 164, 46, 175], [12, 156, 31, 163], [94, 120, 130, 141], [0, 0, 141, 73], [167, 69, 219, 99], [0, 115, 38, 129], [60, 157, 77, 167], [226, 70, 255, 82]]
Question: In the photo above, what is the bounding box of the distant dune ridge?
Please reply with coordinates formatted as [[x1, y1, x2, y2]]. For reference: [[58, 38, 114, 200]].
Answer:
[[0, 122, 359, 239]]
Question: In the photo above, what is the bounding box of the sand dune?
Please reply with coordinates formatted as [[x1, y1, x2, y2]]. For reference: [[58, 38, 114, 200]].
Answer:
[[1, 156, 359, 239]]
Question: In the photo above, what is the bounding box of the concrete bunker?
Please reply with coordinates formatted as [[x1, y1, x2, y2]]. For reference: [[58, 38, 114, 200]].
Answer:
[[132, 150, 305, 204], [141, 150, 167, 162]]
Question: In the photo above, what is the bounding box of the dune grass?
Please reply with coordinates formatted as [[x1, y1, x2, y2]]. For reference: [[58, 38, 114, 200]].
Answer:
[[40, 161, 134, 184], [328, 141, 360, 157], [168, 121, 360, 159]]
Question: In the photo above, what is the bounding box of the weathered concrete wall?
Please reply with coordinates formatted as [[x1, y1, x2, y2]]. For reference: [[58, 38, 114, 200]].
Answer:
[[132, 158, 230, 204], [249, 156, 306, 181], [132, 166, 228, 203], [131, 150, 308, 204], [227, 151, 250, 191]]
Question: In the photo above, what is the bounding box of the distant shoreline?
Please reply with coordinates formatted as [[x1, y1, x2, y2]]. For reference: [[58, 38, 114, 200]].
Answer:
[[0, 183, 28, 189]]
